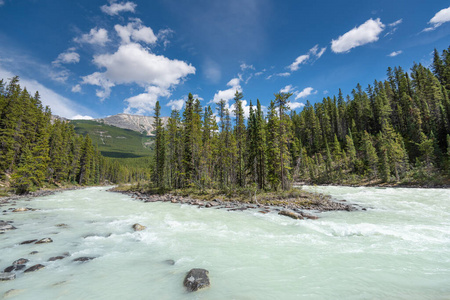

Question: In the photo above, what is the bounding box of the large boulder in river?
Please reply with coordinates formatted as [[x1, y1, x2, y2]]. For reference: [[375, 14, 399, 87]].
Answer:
[[24, 264, 45, 273], [132, 223, 146, 231], [183, 268, 210, 292]]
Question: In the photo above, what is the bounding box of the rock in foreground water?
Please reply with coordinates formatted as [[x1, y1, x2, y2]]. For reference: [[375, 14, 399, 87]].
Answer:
[[279, 210, 303, 220], [0, 273, 16, 281], [24, 264, 45, 273], [132, 223, 146, 231], [183, 268, 210, 292], [73, 257, 96, 262], [35, 238, 53, 244]]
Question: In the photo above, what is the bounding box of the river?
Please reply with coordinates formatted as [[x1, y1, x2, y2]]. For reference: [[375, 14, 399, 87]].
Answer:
[[0, 186, 449, 299]]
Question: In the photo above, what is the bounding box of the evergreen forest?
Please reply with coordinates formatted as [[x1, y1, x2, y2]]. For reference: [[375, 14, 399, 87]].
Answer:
[[0, 76, 140, 194], [152, 46, 450, 191], [1, 46, 450, 195]]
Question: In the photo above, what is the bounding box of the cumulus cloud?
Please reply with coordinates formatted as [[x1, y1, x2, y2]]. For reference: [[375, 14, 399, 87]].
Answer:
[[280, 85, 295, 93], [167, 99, 185, 111], [331, 18, 385, 53], [388, 50, 402, 57], [81, 42, 195, 113], [423, 6, 450, 32], [114, 18, 157, 44], [81, 72, 115, 100], [296, 87, 315, 99], [124, 86, 171, 115], [74, 28, 109, 46], [288, 44, 326, 71], [288, 102, 305, 110], [212, 77, 242, 104], [101, 1, 137, 16], [52, 48, 80, 65]]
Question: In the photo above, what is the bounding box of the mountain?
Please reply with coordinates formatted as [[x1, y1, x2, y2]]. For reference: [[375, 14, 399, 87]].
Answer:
[[94, 113, 168, 136], [70, 120, 154, 159]]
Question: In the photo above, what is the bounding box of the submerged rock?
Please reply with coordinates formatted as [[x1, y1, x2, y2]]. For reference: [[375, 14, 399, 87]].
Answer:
[[0, 222, 16, 232], [20, 239, 38, 245], [0, 273, 16, 281], [29, 251, 39, 255], [12, 207, 29, 212], [35, 238, 53, 244], [279, 210, 304, 220], [73, 257, 96, 262], [3, 289, 24, 298], [164, 259, 175, 265], [24, 264, 45, 273], [132, 223, 146, 231], [183, 268, 210, 292], [13, 258, 29, 266], [48, 256, 65, 262]]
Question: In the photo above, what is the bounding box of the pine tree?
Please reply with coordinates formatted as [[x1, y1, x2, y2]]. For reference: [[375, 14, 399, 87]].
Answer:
[[233, 90, 246, 186], [153, 101, 165, 189]]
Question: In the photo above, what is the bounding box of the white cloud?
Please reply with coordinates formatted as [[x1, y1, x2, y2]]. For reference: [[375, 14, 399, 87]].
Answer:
[[81, 72, 115, 100], [227, 77, 241, 87], [389, 19, 403, 27], [167, 99, 185, 111], [288, 102, 305, 110], [331, 18, 385, 53], [212, 76, 242, 104], [288, 44, 326, 71], [124, 86, 171, 115], [276, 72, 291, 77], [72, 84, 82, 93], [388, 50, 402, 57], [52, 49, 80, 65], [289, 54, 309, 72], [0, 66, 92, 119], [74, 28, 109, 46], [157, 28, 174, 49], [71, 115, 93, 120], [49, 69, 70, 83], [280, 85, 294, 93], [424, 6, 450, 31], [81, 42, 194, 113], [114, 18, 157, 44], [296, 87, 315, 100], [89, 43, 195, 88], [0, 0, 4, 6], [101, 1, 137, 16], [240, 63, 255, 71]]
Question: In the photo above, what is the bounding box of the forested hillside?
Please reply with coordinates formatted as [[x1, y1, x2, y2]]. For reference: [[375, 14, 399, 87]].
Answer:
[[0, 76, 147, 194], [151, 46, 450, 191]]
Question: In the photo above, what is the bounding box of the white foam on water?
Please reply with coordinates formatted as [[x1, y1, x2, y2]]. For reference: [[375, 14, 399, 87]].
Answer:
[[1, 186, 450, 299]]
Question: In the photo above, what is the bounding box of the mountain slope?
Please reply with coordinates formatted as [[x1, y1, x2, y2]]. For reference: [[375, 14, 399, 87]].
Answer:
[[95, 113, 168, 136], [71, 120, 153, 158]]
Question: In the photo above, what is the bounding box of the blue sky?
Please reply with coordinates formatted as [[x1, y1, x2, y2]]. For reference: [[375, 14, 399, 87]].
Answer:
[[0, 0, 449, 119]]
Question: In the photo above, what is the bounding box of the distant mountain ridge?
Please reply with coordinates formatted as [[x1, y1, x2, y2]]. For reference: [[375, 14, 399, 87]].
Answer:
[[94, 113, 168, 136]]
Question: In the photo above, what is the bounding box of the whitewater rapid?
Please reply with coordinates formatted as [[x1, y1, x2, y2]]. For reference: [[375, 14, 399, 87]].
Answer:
[[1, 186, 449, 299]]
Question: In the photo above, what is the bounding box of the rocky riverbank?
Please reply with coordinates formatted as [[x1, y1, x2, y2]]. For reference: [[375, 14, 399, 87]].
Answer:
[[112, 188, 361, 220], [0, 187, 85, 205]]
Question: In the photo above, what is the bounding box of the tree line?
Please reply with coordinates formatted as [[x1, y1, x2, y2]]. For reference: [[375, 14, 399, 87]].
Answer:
[[152, 46, 450, 191], [0, 76, 134, 193]]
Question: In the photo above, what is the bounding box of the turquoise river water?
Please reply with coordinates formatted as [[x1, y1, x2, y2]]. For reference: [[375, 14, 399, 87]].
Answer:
[[0, 186, 449, 299]]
